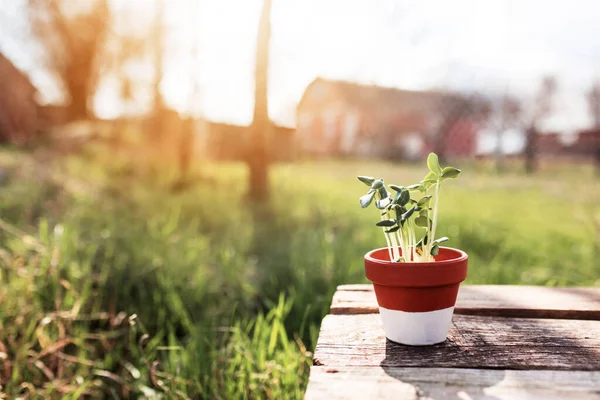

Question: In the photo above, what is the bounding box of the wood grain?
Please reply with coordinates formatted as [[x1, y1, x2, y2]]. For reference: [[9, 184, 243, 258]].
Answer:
[[331, 285, 600, 319], [313, 314, 600, 370], [305, 366, 600, 400]]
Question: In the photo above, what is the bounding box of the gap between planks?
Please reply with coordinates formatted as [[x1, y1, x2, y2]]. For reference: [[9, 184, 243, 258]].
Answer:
[[331, 284, 600, 320], [305, 366, 600, 400]]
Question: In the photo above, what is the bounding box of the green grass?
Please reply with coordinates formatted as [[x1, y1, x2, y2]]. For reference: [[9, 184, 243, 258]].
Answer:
[[0, 145, 599, 398]]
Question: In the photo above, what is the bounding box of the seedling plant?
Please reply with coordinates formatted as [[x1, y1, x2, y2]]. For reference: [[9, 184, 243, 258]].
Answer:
[[358, 153, 461, 263]]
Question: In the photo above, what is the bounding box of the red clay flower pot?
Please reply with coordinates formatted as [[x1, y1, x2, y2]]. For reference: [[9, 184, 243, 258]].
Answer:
[[364, 246, 468, 346]]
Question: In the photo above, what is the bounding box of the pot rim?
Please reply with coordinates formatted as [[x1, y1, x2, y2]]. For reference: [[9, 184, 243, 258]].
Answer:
[[365, 246, 468, 266]]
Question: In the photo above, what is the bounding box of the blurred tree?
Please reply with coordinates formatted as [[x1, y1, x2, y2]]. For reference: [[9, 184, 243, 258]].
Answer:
[[152, 0, 166, 115], [524, 76, 556, 174], [99, 10, 148, 143], [148, 0, 167, 151], [247, 0, 272, 202], [175, 0, 201, 188], [494, 92, 522, 172], [587, 81, 600, 129], [588, 81, 600, 175], [27, 0, 110, 121]]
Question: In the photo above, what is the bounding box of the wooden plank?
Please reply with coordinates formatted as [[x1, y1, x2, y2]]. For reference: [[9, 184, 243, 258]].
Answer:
[[331, 285, 600, 320], [313, 314, 600, 370], [305, 366, 600, 400]]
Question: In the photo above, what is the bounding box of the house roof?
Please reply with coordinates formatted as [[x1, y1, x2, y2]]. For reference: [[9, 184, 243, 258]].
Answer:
[[297, 77, 451, 114]]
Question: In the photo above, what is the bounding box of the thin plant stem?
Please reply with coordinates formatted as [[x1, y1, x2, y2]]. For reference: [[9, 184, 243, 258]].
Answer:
[[377, 193, 395, 261], [426, 203, 432, 261], [395, 229, 404, 261], [388, 230, 400, 261], [428, 181, 441, 258], [382, 228, 393, 261], [410, 220, 417, 261]]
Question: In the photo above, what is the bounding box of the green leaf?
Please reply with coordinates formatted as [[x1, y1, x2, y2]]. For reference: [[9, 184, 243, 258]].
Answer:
[[376, 219, 396, 227], [407, 184, 424, 192], [378, 185, 389, 200], [375, 197, 391, 209], [423, 171, 437, 182], [433, 237, 449, 245], [396, 206, 407, 216], [417, 195, 432, 206], [385, 226, 400, 233], [399, 190, 410, 206], [389, 184, 404, 192], [357, 176, 375, 186], [416, 233, 428, 247], [430, 244, 440, 256], [421, 171, 438, 190], [415, 216, 429, 227], [395, 206, 406, 225], [359, 191, 375, 208], [371, 179, 384, 190], [392, 189, 409, 206], [422, 181, 434, 190], [441, 166, 461, 180], [427, 153, 442, 175], [401, 206, 417, 221]]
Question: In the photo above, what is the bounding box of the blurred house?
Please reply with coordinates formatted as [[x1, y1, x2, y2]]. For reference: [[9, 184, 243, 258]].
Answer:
[[115, 109, 295, 163], [475, 128, 600, 165], [296, 78, 482, 160], [159, 110, 295, 162], [204, 121, 295, 162], [536, 129, 600, 159], [0, 53, 38, 145]]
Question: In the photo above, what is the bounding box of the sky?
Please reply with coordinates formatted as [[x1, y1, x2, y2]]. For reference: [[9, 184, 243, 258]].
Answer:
[[1, 0, 600, 130]]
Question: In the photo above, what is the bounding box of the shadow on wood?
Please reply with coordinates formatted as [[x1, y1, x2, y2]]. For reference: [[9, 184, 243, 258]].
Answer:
[[380, 353, 503, 400]]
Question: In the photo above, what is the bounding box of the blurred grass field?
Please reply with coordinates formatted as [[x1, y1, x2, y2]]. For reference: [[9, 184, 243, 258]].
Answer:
[[0, 144, 599, 398]]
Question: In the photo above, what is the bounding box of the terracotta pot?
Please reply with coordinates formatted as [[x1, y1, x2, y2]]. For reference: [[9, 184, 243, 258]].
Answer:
[[364, 246, 468, 346]]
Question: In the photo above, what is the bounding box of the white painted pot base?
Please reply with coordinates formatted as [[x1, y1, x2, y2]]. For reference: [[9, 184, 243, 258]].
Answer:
[[379, 306, 455, 346]]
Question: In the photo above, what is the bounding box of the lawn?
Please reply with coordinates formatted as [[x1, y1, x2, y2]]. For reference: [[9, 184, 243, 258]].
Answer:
[[0, 144, 598, 398]]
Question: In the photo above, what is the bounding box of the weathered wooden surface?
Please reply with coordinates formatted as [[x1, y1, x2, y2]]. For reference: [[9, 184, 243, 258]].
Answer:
[[306, 285, 600, 399], [331, 284, 600, 319], [313, 313, 600, 370], [305, 367, 600, 400]]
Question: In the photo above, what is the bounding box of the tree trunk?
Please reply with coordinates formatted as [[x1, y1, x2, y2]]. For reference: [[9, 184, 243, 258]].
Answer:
[[247, 0, 272, 202], [595, 139, 600, 178], [495, 93, 509, 173], [65, 54, 93, 121], [67, 84, 89, 121], [495, 130, 505, 173], [179, 118, 194, 180], [151, 0, 166, 144], [524, 125, 537, 174]]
